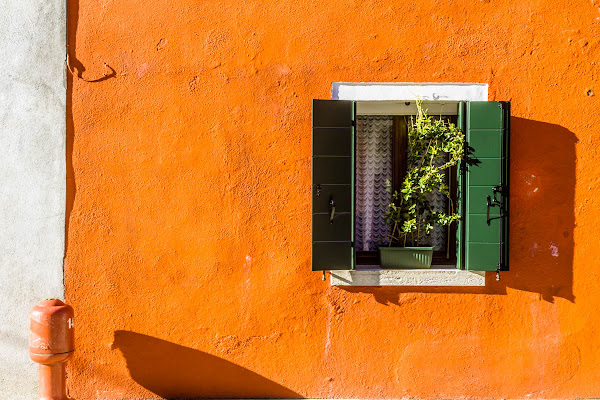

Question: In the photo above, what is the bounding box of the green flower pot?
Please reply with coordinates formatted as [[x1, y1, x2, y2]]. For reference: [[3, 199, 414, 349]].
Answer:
[[378, 246, 434, 269]]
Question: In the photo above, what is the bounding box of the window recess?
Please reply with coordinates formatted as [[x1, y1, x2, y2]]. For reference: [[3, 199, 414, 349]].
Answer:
[[311, 99, 510, 274], [355, 113, 458, 267]]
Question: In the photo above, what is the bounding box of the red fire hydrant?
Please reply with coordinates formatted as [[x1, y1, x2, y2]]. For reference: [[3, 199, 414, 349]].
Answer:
[[29, 299, 74, 400]]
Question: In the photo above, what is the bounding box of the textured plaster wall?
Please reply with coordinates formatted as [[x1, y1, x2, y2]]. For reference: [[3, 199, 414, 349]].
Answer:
[[0, 0, 66, 398], [66, 0, 600, 398]]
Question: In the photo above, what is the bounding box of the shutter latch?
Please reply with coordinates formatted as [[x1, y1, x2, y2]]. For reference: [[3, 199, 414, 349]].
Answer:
[[486, 185, 506, 226], [329, 198, 336, 224]]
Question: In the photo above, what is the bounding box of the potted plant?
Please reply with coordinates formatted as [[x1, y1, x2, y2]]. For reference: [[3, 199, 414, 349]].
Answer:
[[379, 101, 464, 269]]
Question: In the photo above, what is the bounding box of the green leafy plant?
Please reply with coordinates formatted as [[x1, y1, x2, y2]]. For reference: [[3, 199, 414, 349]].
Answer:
[[384, 100, 464, 247]]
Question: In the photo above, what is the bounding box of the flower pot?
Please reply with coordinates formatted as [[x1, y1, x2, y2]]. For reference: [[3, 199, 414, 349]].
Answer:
[[378, 246, 434, 269]]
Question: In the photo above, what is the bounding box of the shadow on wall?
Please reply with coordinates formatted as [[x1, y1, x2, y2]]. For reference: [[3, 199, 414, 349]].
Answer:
[[65, 0, 116, 256], [112, 330, 302, 399], [342, 118, 577, 304], [64, 0, 77, 256]]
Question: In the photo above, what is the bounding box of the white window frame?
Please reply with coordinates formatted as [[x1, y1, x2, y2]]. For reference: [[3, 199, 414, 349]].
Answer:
[[330, 82, 488, 287]]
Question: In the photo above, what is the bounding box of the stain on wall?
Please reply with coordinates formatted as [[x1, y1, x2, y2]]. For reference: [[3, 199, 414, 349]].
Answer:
[[65, 0, 600, 398]]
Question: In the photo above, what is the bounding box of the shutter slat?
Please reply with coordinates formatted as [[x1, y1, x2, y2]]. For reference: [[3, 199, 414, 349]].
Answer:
[[312, 157, 352, 184], [313, 128, 353, 156], [312, 100, 355, 271]]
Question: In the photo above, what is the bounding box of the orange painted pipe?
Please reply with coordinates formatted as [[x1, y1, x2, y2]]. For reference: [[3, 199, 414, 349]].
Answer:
[[29, 299, 74, 400]]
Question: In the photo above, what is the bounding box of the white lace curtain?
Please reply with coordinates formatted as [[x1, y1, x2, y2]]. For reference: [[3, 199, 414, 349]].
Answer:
[[355, 116, 447, 252], [355, 116, 392, 251]]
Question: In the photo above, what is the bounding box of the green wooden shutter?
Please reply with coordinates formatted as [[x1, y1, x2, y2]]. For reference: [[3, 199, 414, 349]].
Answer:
[[312, 99, 355, 271], [460, 101, 510, 271]]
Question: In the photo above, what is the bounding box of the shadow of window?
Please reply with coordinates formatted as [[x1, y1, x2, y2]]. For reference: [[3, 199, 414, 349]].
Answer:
[[339, 117, 577, 304]]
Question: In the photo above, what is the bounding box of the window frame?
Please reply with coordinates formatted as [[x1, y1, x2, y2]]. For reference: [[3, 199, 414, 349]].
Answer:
[[328, 82, 489, 287], [354, 113, 459, 267]]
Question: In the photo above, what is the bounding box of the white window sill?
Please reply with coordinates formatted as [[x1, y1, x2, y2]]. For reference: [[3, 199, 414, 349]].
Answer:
[[330, 266, 486, 287]]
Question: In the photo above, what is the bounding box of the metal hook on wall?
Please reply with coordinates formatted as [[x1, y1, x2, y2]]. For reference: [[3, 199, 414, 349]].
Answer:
[[66, 53, 115, 82]]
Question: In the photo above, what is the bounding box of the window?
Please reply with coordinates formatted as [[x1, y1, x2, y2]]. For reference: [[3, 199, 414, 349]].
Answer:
[[311, 96, 510, 274], [354, 112, 458, 267]]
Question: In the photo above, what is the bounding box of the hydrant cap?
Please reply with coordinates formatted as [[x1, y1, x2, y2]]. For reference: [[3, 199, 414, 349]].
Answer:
[[29, 299, 74, 358], [39, 299, 66, 307]]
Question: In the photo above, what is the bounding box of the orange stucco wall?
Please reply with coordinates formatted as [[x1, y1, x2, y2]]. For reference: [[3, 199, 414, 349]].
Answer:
[[65, 0, 600, 398]]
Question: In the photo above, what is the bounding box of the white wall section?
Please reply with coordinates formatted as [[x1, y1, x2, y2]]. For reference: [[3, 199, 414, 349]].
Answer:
[[332, 82, 488, 101], [0, 0, 65, 397]]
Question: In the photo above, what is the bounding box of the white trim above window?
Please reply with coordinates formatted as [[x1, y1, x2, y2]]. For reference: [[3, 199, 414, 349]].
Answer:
[[332, 82, 488, 101]]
